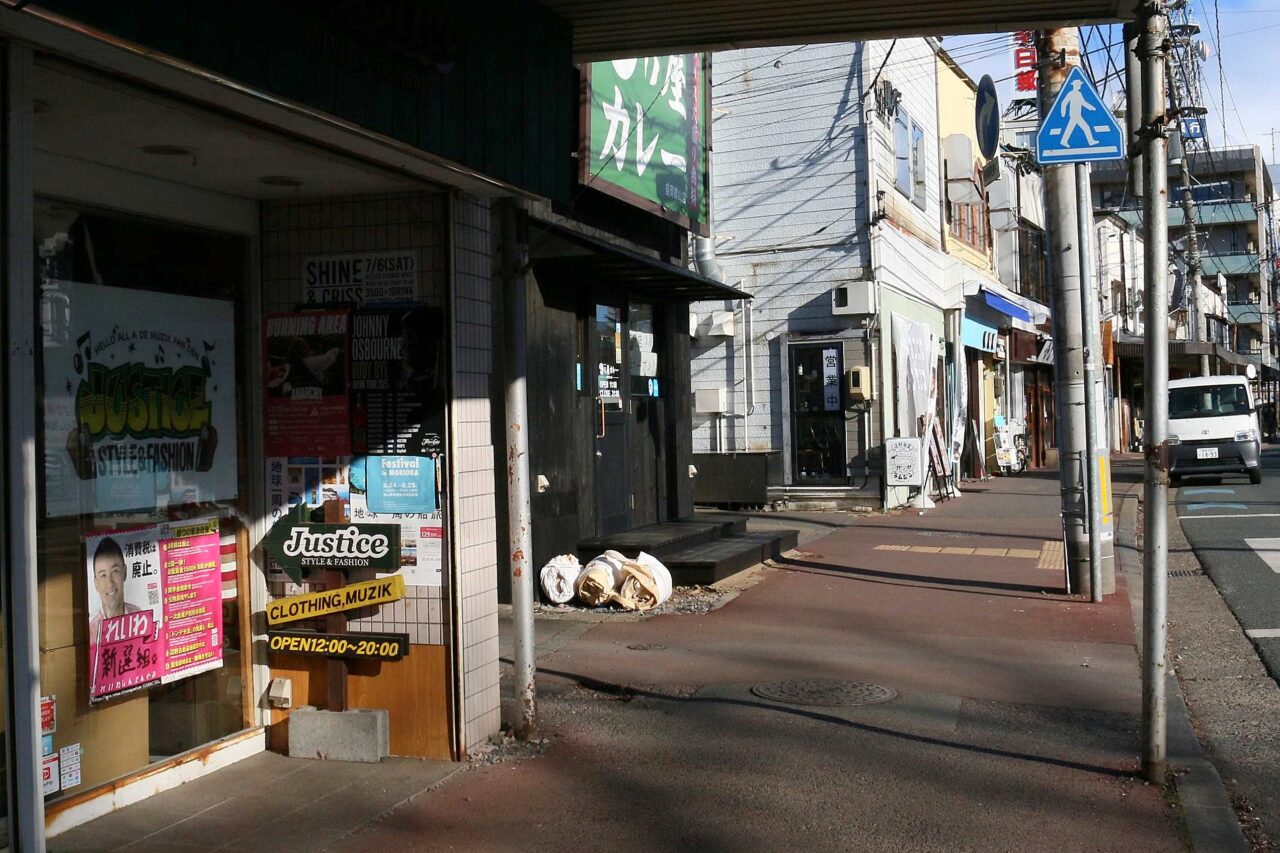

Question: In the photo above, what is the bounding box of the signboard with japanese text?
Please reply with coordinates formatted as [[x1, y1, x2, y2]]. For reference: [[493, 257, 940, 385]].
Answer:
[[86, 517, 224, 703], [1012, 31, 1038, 93], [821, 347, 841, 411], [303, 251, 420, 306], [264, 311, 351, 457], [584, 54, 709, 235], [41, 281, 238, 518]]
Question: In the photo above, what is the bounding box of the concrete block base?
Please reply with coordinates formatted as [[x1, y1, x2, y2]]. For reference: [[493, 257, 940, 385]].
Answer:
[[287, 706, 389, 763]]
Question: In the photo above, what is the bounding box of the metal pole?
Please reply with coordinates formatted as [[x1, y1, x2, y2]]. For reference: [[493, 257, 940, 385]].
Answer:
[[1039, 28, 1092, 596], [1075, 163, 1105, 602], [1171, 123, 1210, 375], [1140, 0, 1171, 784], [3, 42, 46, 853], [1125, 22, 1145, 201], [500, 200, 537, 739]]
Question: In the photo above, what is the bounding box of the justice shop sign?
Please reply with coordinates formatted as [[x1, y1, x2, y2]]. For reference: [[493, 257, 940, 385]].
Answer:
[[42, 281, 238, 518]]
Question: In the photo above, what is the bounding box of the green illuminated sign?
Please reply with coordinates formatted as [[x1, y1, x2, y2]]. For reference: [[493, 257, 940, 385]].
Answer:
[[583, 55, 709, 235]]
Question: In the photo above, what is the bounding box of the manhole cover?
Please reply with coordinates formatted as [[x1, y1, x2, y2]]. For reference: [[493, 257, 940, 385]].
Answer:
[[750, 679, 897, 707], [626, 642, 666, 651]]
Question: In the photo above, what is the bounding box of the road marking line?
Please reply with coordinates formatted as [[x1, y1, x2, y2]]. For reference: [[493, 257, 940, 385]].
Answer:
[[1245, 538, 1280, 574], [940, 547, 975, 555], [1180, 513, 1280, 520], [973, 548, 1009, 557], [1246, 628, 1280, 639], [1183, 487, 1235, 496], [908, 546, 942, 554], [1007, 549, 1041, 559], [873, 545, 911, 552], [1185, 502, 1250, 512]]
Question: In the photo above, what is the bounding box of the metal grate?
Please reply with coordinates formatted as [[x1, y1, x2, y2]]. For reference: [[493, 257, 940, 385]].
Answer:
[[1168, 568, 1204, 578], [751, 679, 897, 707]]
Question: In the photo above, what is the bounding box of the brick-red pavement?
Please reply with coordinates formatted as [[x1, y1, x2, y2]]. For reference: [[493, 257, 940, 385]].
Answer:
[[333, 472, 1183, 852]]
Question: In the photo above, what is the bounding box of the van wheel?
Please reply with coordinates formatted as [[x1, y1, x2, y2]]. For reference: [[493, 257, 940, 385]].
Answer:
[[1250, 469, 1263, 485]]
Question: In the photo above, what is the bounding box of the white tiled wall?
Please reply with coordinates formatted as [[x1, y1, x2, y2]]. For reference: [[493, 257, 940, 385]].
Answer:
[[451, 195, 501, 748]]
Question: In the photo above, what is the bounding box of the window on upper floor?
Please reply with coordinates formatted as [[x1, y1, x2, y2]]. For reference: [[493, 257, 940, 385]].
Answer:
[[895, 106, 911, 196], [949, 200, 991, 253], [910, 122, 927, 209]]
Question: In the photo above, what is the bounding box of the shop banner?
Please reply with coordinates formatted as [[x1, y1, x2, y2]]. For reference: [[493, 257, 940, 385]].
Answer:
[[264, 311, 351, 457], [585, 55, 708, 234], [351, 306, 445, 457], [261, 502, 401, 582], [41, 280, 238, 518], [87, 517, 223, 704], [266, 575, 406, 626], [303, 250, 420, 306], [892, 314, 938, 438], [267, 630, 409, 660]]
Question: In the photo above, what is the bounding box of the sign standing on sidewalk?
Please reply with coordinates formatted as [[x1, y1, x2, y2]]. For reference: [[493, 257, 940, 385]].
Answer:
[[1036, 66, 1125, 165]]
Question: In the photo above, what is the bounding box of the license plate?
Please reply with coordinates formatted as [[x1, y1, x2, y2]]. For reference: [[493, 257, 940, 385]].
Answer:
[[1197, 447, 1219, 460]]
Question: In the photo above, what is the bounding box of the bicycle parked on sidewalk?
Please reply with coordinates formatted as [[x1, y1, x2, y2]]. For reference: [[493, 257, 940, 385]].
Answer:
[[995, 419, 1029, 476]]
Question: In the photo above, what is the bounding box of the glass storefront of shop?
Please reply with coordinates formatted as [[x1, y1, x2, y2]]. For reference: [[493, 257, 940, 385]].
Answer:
[[34, 201, 255, 801]]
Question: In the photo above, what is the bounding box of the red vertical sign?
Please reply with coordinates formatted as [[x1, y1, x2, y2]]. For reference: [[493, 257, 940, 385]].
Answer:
[[1013, 31, 1038, 93]]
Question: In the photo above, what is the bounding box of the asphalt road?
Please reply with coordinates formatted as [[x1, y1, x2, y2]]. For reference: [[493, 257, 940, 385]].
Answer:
[[1175, 443, 1280, 685]]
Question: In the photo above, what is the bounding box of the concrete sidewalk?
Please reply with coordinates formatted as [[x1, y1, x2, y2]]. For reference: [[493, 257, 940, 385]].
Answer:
[[333, 472, 1188, 852]]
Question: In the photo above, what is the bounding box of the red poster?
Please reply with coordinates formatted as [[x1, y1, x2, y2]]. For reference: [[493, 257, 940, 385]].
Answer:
[[159, 517, 224, 684], [264, 311, 351, 457]]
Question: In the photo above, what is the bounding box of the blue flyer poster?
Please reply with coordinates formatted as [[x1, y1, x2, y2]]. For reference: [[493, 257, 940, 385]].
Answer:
[[367, 456, 437, 514]]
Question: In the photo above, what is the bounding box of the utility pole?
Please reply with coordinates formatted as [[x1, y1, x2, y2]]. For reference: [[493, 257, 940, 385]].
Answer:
[[499, 199, 537, 740], [1039, 28, 1106, 597], [1138, 0, 1171, 785], [1169, 107, 1209, 375], [1075, 163, 1105, 603]]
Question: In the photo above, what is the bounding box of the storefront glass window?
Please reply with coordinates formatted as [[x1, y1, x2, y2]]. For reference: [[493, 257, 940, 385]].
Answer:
[[628, 302, 659, 397], [34, 201, 251, 802]]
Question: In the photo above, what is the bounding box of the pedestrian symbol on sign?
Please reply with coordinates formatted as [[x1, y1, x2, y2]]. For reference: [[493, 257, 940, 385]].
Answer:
[[1035, 66, 1125, 165]]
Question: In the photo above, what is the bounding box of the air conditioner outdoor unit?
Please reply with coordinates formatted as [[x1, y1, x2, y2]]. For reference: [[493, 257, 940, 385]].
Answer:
[[831, 280, 877, 316], [694, 388, 729, 414]]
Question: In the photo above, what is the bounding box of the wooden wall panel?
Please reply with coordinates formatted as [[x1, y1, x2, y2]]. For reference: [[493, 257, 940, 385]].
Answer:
[[267, 645, 452, 760]]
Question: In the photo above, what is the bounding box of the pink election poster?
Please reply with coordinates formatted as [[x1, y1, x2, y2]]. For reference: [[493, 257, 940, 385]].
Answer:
[[87, 516, 223, 704], [159, 517, 224, 684]]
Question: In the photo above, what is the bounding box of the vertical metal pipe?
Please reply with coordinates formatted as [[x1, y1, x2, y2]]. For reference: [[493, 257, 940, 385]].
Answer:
[[500, 200, 537, 740], [1140, 0, 1171, 784], [2, 41, 46, 852], [1076, 163, 1105, 601], [1039, 28, 1092, 595], [1125, 22, 1145, 201]]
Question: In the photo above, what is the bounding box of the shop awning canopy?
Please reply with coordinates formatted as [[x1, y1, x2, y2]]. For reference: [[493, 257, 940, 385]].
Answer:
[[530, 223, 750, 301], [981, 287, 1034, 323]]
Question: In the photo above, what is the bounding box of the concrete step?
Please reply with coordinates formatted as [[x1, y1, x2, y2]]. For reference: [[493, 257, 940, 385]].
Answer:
[[578, 516, 745, 560], [662, 530, 799, 587]]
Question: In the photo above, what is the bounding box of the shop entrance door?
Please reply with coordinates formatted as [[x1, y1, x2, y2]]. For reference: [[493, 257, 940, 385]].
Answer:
[[593, 305, 629, 535], [790, 344, 846, 484]]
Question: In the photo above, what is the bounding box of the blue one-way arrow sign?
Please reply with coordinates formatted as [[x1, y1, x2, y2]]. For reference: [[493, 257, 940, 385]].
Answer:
[[1036, 66, 1125, 165]]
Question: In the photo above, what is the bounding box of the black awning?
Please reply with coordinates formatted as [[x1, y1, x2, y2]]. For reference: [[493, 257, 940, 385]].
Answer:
[[529, 222, 749, 302]]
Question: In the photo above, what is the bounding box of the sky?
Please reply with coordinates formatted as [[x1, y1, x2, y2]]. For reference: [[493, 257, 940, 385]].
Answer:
[[942, 0, 1278, 162]]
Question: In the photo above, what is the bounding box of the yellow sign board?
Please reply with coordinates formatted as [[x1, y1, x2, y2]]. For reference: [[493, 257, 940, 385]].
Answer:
[[266, 575, 405, 626]]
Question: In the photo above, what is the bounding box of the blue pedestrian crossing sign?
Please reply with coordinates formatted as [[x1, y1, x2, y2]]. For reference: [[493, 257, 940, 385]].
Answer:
[[1035, 66, 1125, 165]]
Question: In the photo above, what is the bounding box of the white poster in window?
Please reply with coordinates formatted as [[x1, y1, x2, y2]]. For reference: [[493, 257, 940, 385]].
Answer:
[[303, 251, 420, 306], [41, 281, 238, 518]]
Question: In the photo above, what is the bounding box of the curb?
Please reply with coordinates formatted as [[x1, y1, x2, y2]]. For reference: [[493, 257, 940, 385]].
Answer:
[[1114, 478, 1249, 853]]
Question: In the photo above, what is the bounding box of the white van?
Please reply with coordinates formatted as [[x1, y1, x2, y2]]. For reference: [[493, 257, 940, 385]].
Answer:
[[1167, 375, 1262, 485]]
